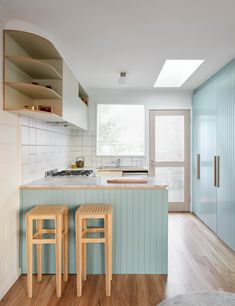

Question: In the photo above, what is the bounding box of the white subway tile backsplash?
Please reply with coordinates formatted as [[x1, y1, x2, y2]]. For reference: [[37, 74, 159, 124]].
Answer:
[[21, 146, 29, 164], [21, 126, 29, 145], [20, 116, 76, 184], [36, 129, 42, 145], [29, 128, 36, 145], [82, 135, 92, 146]]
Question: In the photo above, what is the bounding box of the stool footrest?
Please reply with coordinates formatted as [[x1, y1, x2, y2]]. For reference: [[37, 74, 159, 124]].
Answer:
[[32, 238, 56, 244], [83, 227, 105, 234], [82, 237, 105, 243], [33, 229, 66, 239]]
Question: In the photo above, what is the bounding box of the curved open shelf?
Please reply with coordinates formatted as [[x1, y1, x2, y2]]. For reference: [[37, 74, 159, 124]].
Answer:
[[6, 30, 61, 59], [5, 82, 62, 99], [5, 56, 62, 79]]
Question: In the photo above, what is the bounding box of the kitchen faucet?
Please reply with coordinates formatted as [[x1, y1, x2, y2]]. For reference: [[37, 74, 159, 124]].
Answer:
[[112, 158, 121, 168]]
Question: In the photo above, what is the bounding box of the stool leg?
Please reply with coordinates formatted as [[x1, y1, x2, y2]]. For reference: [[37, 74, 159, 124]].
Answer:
[[63, 208, 68, 282], [36, 219, 42, 282], [105, 215, 111, 296], [109, 214, 112, 281], [82, 219, 87, 281], [26, 215, 33, 298], [56, 214, 62, 298], [76, 214, 83, 297]]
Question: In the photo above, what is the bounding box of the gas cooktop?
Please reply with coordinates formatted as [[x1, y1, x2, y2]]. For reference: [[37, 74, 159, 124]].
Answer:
[[47, 169, 93, 177]]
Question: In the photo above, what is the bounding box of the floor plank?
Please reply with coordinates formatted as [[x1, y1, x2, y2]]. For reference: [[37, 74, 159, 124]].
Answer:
[[1, 213, 235, 306]]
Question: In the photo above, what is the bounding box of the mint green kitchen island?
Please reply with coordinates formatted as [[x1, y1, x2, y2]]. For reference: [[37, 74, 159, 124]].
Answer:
[[20, 177, 168, 275]]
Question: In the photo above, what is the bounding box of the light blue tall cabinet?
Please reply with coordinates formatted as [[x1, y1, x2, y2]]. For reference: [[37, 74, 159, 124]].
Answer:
[[192, 59, 235, 251], [192, 80, 217, 232]]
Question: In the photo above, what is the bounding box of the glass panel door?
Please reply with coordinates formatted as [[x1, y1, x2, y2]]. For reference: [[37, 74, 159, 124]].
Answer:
[[149, 110, 190, 211]]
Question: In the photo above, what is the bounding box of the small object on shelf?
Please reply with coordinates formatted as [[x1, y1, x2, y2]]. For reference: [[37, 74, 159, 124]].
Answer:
[[45, 85, 52, 89], [32, 81, 40, 85], [81, 97, 88, 105], [31, 105, 39, 111], [28, 105, 52, 112], [38, 105, 52, 112]]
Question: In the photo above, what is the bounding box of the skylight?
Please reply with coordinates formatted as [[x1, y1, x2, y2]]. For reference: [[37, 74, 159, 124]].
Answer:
[[154, 60, 204, 87]]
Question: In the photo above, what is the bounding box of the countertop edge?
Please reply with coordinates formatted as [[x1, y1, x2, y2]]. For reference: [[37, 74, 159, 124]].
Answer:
[[20, 185, 168, 190]]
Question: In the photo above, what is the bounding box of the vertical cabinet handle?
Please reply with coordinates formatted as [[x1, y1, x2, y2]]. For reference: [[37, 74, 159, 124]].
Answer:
[[197, 154, 200, 179], [217, 156, 220, 188], [214, 156, 217, 187]]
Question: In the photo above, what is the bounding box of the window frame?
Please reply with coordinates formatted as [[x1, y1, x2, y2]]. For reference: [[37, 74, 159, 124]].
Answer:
[[96, 103, 146, 157]]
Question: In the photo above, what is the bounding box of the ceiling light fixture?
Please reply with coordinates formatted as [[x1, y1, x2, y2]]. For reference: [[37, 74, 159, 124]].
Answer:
[[119, 72, 127, 86], [154, 59, 204, 87]]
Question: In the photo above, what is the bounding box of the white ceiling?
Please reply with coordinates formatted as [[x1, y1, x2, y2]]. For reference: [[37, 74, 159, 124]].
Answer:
[[1, 0, 235, 91]]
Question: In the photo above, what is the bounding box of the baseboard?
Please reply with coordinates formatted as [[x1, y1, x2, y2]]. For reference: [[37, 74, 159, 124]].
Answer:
[[0, 269, 20, 300]]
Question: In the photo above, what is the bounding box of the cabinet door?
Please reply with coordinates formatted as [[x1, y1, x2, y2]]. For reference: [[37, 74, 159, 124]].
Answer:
[[78, 98, 88, 130], [192, 91, 201, 216], [62, 63, 71, 121], [216, 66, 235, 251], [193, 81, 217, 232]]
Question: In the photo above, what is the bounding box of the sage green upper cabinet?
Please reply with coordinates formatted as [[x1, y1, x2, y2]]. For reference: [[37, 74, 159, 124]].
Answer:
[[4, 30, 88, 130], [62, 62, 71, 122], [62, 62, 88, 129]]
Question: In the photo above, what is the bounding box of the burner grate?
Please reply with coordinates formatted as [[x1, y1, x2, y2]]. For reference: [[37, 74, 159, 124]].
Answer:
[[52, 170, 93, 177]]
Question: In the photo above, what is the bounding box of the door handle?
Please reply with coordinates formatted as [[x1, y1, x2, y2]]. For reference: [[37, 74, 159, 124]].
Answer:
[[214, 156, 217, 187], [197, 154, 200, 179], [217, 156, 220, 188]]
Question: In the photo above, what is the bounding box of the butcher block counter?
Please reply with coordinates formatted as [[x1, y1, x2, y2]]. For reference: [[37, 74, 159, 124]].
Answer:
[[19, 176, 168, 275]]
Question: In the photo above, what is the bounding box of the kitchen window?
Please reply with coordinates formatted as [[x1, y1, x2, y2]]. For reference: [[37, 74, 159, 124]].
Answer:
[[97, 104, 145, 156]]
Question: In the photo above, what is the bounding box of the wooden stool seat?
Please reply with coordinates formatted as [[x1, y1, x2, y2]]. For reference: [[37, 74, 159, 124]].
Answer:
[[27, 205, 67, 219], [76, 204, 112, 297], [26, 205, 68, 298], [77, 204, 112, 215]]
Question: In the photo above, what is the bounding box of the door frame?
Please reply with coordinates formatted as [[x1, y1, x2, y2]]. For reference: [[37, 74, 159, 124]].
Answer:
[[149, 109, 190, 211]]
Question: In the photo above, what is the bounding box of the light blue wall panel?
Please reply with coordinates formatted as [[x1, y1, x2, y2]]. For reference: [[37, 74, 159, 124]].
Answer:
[[20, 189, 168, 274]]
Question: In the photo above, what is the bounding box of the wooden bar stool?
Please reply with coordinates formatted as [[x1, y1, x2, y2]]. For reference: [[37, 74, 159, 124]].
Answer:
[[26, 205, 68, 298], [76, 204, 112, 297]]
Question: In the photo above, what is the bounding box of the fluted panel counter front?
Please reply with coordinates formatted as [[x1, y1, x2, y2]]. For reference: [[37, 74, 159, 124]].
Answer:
[[20, 186, 168, 275]]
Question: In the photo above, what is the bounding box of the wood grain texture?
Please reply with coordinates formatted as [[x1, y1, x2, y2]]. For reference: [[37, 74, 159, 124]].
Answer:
[[2, 213, 235, 305]]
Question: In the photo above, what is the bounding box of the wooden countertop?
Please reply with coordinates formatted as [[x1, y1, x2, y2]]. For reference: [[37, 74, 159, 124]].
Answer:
[[20, 176, 167, 190]]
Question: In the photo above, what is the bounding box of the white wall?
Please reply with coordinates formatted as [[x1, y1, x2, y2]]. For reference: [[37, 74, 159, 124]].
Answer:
[[73, 89, 192, 168], [0, 20, 20, 299], [21, 117, 78, 184]]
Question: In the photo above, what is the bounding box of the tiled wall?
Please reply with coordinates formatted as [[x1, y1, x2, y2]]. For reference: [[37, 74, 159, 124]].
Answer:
[[21, 116, 78, 183], [73, 128, 146, 169]]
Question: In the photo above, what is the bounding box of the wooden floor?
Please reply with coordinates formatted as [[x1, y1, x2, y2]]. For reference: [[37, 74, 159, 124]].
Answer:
[[2, 213, 235, 306]]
